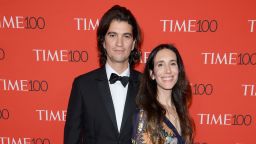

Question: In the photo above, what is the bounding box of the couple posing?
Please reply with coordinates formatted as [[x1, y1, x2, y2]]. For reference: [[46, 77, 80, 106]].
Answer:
[[64, 5, 195, 144]]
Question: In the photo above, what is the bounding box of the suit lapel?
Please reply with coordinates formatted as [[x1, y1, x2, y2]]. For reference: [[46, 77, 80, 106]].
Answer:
[[96, 67, 119, 134], [120, 69, 140, 134]]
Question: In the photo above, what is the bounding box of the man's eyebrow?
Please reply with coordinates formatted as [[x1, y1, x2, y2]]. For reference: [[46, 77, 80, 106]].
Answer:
[[123, 32, 132, 35], [106, 32, 117, 35], [106, 32, 132, 35]]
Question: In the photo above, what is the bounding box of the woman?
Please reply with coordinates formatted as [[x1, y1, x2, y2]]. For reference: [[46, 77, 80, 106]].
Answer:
[[132, 44, 195, 144]]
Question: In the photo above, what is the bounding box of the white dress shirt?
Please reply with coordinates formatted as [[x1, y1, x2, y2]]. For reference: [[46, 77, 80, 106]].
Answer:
[[105, 63, 129, 132]]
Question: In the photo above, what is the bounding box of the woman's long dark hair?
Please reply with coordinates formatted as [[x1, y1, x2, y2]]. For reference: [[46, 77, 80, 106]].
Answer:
[[136, 44, 195, 144]]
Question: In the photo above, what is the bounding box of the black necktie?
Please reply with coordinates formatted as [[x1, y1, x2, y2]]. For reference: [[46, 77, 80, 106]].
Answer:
[[109, 73, 129, 87]]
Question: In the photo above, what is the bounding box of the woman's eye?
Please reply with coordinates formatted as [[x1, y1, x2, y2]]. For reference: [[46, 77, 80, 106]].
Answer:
[[157, 63, 163, 67], [109, 34, 115, 37], [171, 62, 177, 66]]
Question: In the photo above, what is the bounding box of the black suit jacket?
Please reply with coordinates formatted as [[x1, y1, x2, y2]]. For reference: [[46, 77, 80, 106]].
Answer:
[[64, 67, 141, 144]]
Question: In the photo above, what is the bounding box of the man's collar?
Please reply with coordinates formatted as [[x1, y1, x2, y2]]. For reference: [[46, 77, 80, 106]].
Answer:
[[105, 63, 130, 80]]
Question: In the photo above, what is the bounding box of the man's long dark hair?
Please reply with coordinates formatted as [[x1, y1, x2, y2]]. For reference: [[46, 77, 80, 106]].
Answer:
[[136, 44, 195, 144], [97, 5, 142, 67]]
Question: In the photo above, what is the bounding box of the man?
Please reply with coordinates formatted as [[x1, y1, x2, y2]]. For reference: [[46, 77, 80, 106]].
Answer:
[[64, 5, 142, 144]]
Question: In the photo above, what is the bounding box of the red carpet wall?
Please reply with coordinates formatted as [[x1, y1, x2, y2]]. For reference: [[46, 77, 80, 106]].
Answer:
[[1, 0, 255, 143]]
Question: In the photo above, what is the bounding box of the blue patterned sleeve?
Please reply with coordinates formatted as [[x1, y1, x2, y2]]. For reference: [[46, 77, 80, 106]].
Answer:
[[132, 109, 147, 144]]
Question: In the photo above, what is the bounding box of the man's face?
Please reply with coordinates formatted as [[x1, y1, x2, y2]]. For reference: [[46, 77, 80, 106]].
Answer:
[[103, 20, 135, 65]]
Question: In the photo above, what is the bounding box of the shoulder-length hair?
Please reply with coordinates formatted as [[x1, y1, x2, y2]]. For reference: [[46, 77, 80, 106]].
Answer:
[[97, 5, 142, 67]]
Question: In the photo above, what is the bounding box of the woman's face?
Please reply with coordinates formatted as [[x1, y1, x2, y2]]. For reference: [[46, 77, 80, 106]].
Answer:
[[150, 48, 179, 91]]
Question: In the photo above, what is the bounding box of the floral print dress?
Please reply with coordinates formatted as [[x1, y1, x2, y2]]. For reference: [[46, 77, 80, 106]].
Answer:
[[132, 110, 185, 144]]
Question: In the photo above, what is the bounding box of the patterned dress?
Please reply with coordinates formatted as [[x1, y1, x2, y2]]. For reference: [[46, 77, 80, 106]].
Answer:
[[132, 110, 185, 144]]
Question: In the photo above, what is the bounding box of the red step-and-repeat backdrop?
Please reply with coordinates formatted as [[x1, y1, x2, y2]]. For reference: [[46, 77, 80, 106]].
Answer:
[[1, 0, 255, 143]]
